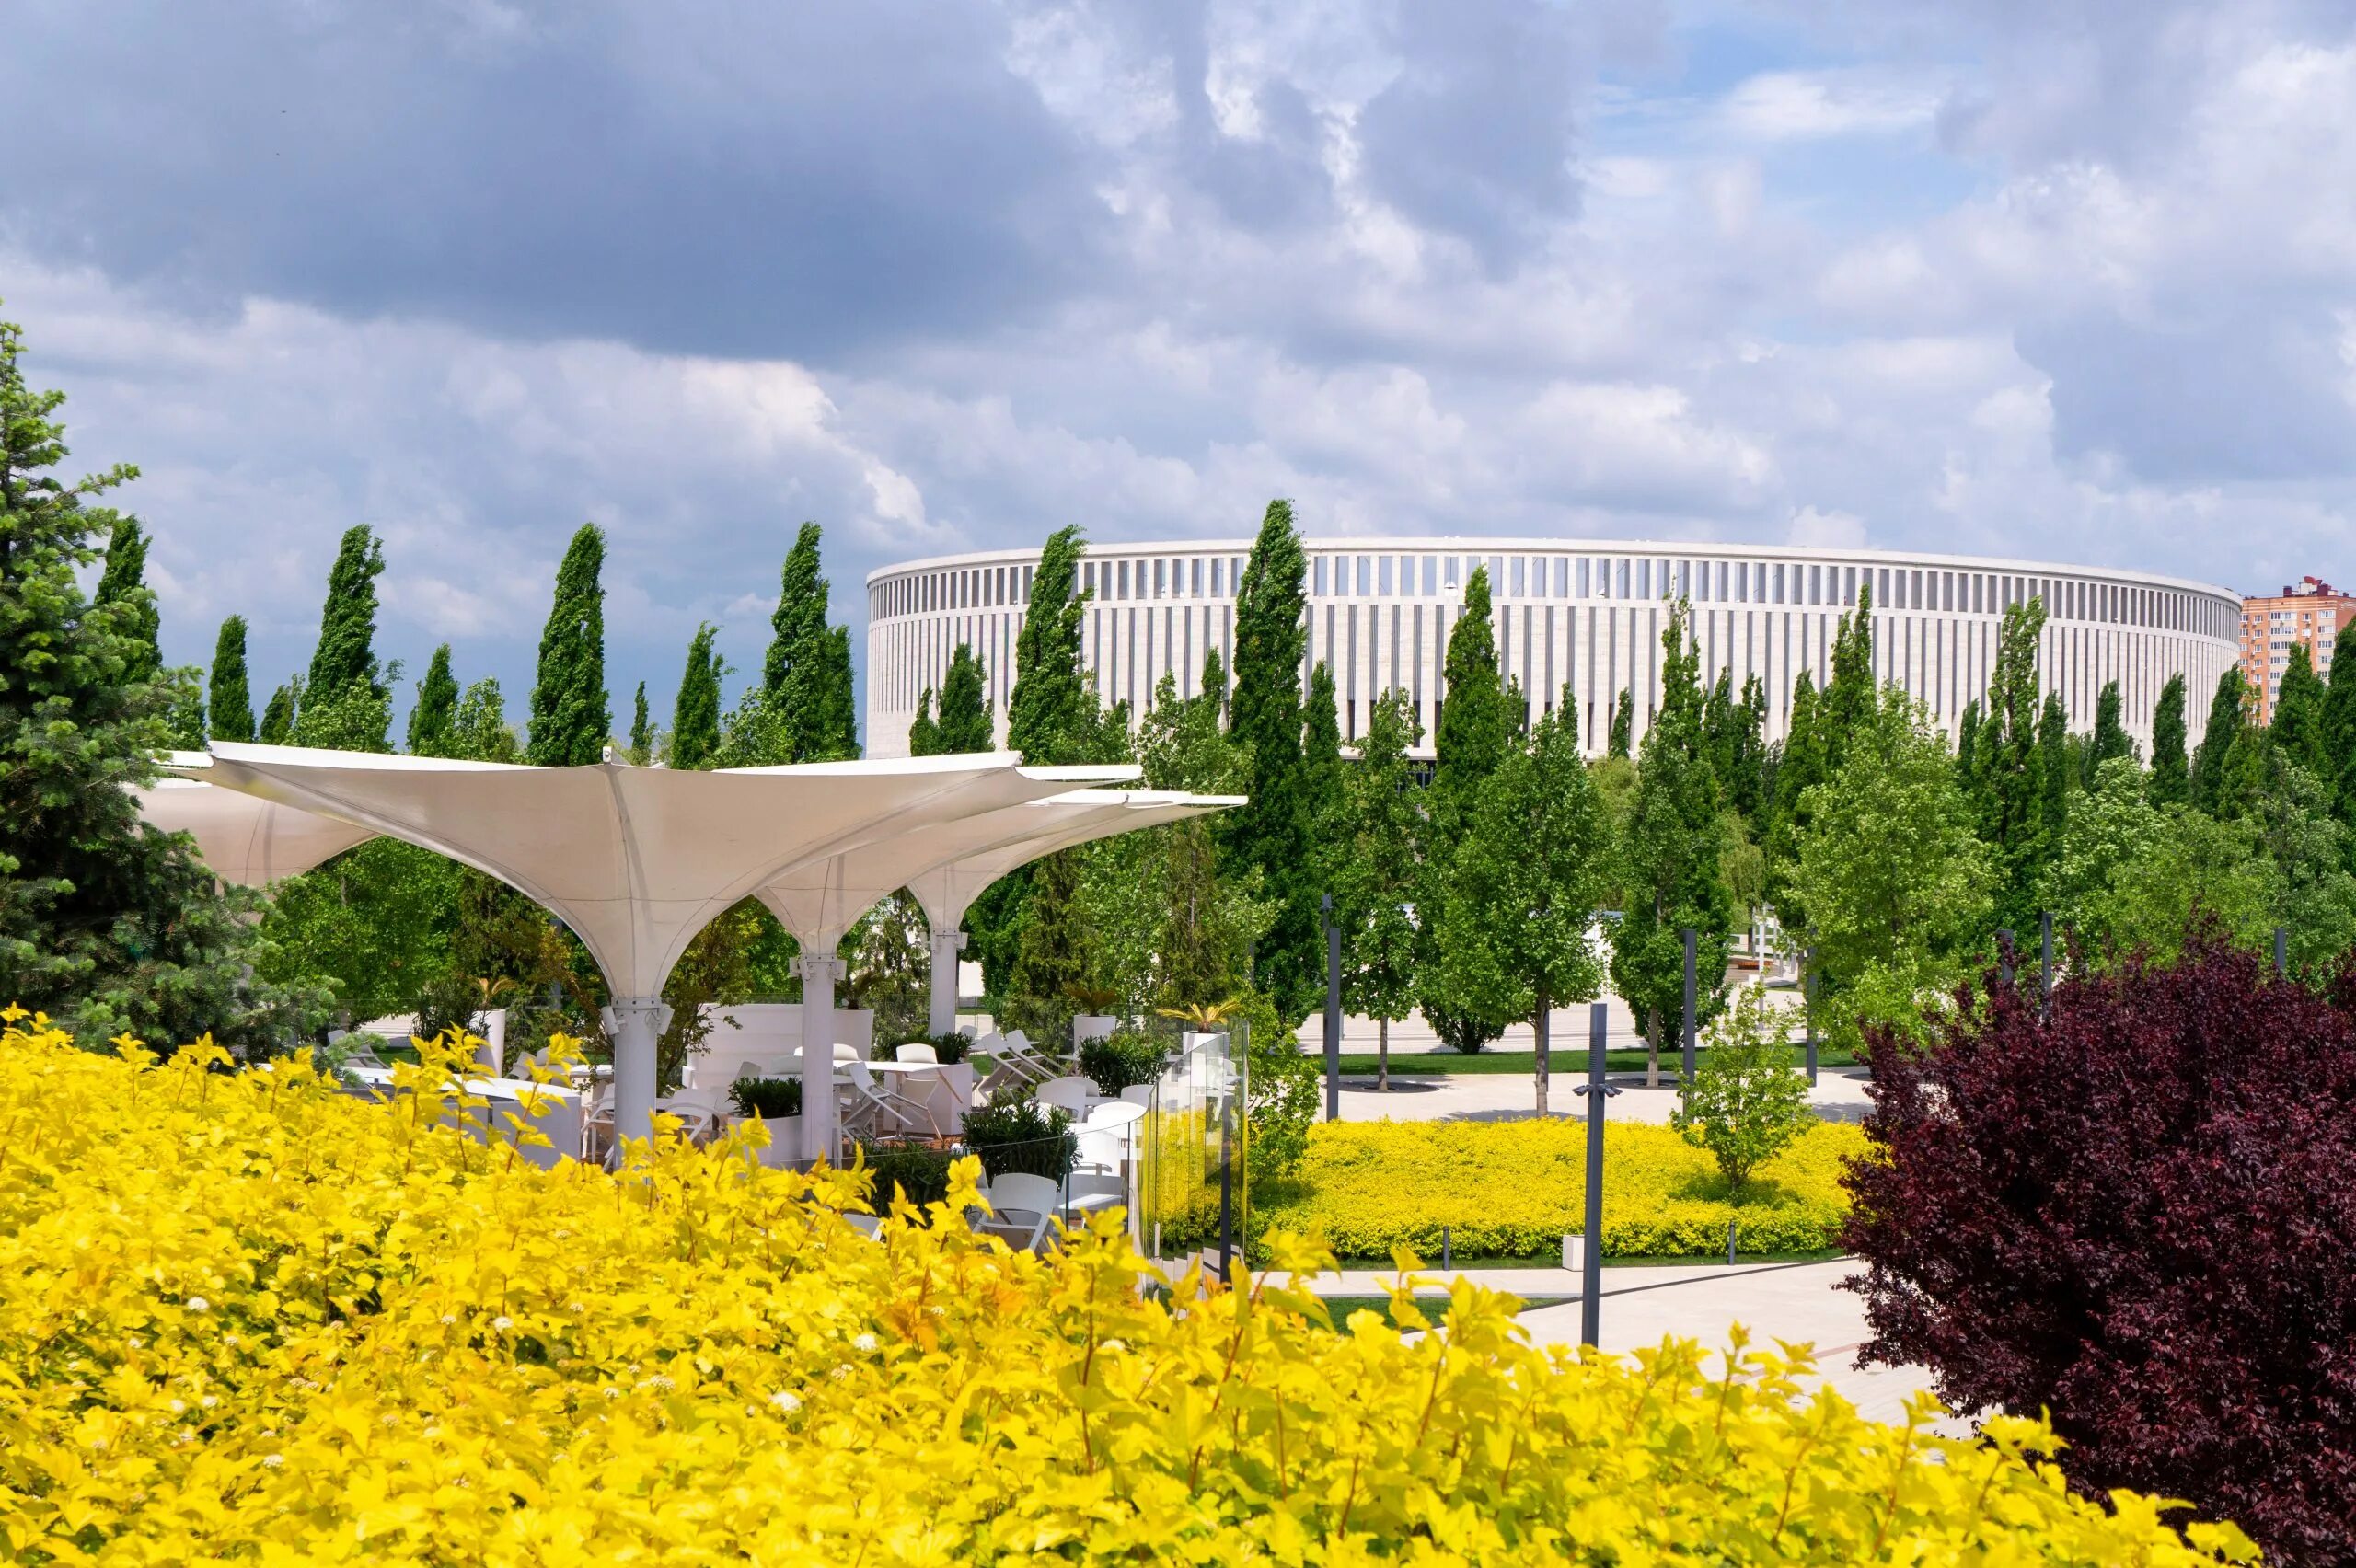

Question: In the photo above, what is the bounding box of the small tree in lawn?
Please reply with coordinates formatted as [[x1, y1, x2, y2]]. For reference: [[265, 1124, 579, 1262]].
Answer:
[[1670, 982, 1811, 1201], [1342, 689, 1423, 1090]]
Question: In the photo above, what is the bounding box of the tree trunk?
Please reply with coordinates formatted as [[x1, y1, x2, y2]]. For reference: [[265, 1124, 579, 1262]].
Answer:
[[1377, 1015, 1390, 1091], [1533, 990, 1550, 1118], [1646, 1004, 1661, 1090]]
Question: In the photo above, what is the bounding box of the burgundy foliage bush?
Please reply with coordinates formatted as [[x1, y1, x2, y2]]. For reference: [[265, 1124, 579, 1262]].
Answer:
[[1844, 932, 2356, 1564]]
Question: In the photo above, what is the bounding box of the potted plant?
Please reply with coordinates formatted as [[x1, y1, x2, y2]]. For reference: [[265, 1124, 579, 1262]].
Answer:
[[853, 1138, 956, 1214], [1064, 982, 1123, 1049], [727, 1076, 803, 1169], [960, 1087, 1078, 1182], [1078, 1029, 1167, 1097]]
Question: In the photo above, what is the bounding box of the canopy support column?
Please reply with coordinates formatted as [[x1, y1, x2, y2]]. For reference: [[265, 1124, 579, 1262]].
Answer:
[[600, 998, 672, 1148], [928, 928, 967, 1040], [798, 953, 845, 1164]]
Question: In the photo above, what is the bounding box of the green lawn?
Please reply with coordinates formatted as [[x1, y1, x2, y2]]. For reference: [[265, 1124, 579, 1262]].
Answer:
[[1329, 1047, 1856, 1076]]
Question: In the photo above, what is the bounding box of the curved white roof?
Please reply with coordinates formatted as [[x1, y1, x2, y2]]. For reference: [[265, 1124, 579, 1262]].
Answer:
[[135, 774, 376, 886]]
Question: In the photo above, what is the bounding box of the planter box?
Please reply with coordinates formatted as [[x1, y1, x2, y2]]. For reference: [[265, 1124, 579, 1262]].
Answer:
[[728, 1113, 803, 1170], [1073, 1014, 1117, 1048]]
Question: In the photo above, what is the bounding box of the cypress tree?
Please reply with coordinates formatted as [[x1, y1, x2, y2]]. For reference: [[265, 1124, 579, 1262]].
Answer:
[[294, 525, 392, 752], [95, 517, 160, 684], [1971, 598, 2051, 936], [2189, 668, 2246, 815], [756, 522, 860, 762], [2271, 643, 2327, 773], [1007, 525, 1093, 765], [208, 615, 255, 743], [629, 681, 653, 765], [526, 523, 610, 767], [1765, 671, 1824, 928], [0, 309, 318, 1051], [1229, 500, 1317, 1020], [671, 623, 723, 771], [934, 642, 992, 754], [1431, 566, 1509, 832], [2091, 680, 2132, 769], [2038, 688, 2070, 842], [2149, 674, 2189, 806], [1608, 687, 1634, 758], [1302, 659, 1345, 902], [258, 678, 299, 745], [2322, 651, 2356, 834], [407, 643, 459, 756]]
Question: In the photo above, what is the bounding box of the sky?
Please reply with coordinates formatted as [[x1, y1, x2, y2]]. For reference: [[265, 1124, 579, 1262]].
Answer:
[[6, 0, 2355, 744]]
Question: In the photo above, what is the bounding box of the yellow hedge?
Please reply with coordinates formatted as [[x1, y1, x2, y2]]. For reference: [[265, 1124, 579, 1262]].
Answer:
[[0, 1015, 2253, 1565], [1256, 1118, 1868, 1260]]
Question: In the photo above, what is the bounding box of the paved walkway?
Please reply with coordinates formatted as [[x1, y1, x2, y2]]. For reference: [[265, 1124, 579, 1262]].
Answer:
[[1334, 1067, 1875, 1126]]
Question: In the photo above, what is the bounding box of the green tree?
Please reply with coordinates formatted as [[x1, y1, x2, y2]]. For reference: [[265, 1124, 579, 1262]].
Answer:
[[1301, 660, 1345, 909], [1609, 600, 1736, 1085], [756, 523, 859, 763], [2250, 755, 2356, 965], [907, 688, 942, 757], [2149, 674, 2189, 806], [207, 615, 255, 743], [256, 841, 467, 1023], [934, 643, 992, 754], [1427, 702, 1611, 1116], [1006, 525, 1093, 766], [1793, 689, 1993, 1054], [0, 311, 322, 1051], [163, 666, 205, 752], [406, 644, 459, 756], [2091, 679, 2134, 770], [2095, 810, 2277, 963], [1818, 583, 1876, 774], [525, 523, 609, 767], [450, 678, 522, 763], [2044, 756, 2163, 956], [2325, 650, 2356, 838], [1670, 983, 1812, 1201], [1607, 687, 1634, 759], [1228, 500, 1318, 1023], [1764, 671, 1824, 928], [1341, 689, 1423, 1090], [2189, 667, 2246, 815], [291, 524, 394, 752], [628, 681, 653, 766], [95, 516, 160, 683], [2270, 643, 2327, 774], [2038, 688, 2070, 842], [1420, 566, 1512, 1055], [258, 678, 298, 745], [669, 624, 723, 772], [1969, 597, 2052, 937]]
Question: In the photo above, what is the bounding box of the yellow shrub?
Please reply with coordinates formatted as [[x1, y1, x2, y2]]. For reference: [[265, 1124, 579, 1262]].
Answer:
[[1257, 1118, 1870, 1259], [0, 1015, 2251, 1564]]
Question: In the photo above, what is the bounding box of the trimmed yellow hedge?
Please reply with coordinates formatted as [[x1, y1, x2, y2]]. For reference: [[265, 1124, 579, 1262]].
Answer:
[[1256, 1118, 1868, 1259], [0, 1016, 2251, 1564]]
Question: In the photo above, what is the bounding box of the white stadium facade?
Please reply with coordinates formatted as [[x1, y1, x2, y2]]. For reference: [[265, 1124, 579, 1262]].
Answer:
[[865, 538, 2243, 760]]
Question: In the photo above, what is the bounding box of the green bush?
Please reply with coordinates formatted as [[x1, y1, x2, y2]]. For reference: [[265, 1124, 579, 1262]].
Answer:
[[727, 1077, 803, 1119], [928, 1031, 972, 1066], [1078, 1029, 1164, 1092], [961, 1087, 1077, 1180], [856, 1139, 955, 1210]]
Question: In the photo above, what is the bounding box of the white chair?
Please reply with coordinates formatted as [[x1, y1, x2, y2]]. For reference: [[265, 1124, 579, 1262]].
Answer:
[[982, 1029, 1061, 1090], [975, 1172, 1062, 1253], [579, 1080, 616, 1163], [840, 1058, 941, 1148], [1119, 1083, 1155, 1108], [1036, 1076, 1100, 1116], [895, 1042, 939, 1064], [653, 1091, 724, 1146]]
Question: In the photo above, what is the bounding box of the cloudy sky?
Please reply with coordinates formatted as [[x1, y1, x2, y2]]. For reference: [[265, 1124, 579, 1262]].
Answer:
[[8, 0, 2354, 741]]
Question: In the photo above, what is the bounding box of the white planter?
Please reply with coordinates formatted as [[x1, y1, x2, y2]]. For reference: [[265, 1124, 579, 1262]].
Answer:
[[1073, 1014, 1117, 1048], [730, 1113, 803, 1169]]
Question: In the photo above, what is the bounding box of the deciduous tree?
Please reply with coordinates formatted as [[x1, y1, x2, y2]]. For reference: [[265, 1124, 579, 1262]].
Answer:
[[2090, 678, 2133, 770], [295, 525, 393, 753], [670, 624, 723, 771], [2189, 667, 2246, 816], [934, 642, 992, 754], [1342, 689, 1423, 1090]]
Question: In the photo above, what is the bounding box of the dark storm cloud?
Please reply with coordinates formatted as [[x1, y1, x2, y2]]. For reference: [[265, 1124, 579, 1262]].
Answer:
[[4, 0, 1108, 362]]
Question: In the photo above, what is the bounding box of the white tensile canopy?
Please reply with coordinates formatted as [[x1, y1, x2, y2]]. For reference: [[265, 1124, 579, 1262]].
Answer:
[[182, 741, 1137, 1152], [756, 788, 1244, 1048], [135, 772, 377, 886]]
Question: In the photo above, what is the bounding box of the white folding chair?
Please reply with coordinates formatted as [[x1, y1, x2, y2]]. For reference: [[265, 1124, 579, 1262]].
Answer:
[[1036, 1076, 1100, 1117], [985, 1029, 1062, 1090], [842, 1059, 941, 1147], [975, 1172, 1062, 1253], [895, 1042, 939, 1064], [579, 1080, 616, 1163], [1119, 1083, 1155, 1108], [653, 1091, 724, 1146]]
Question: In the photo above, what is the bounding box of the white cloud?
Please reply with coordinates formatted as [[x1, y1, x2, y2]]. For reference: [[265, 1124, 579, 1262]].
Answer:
[[1719, 69, 1943, 141]]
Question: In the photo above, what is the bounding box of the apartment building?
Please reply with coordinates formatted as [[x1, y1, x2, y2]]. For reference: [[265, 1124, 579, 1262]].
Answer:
[[2240, 576, 2356, 723]]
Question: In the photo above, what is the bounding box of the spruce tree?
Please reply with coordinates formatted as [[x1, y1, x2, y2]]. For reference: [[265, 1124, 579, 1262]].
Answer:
[[2189, 668, 2247, 815], [2091, 680, 2133, 769], [1228, 500, 1318, 1021], [294, 525, 392, 752], [0, 310, 320, 1051], [96, 517, 161, 683], [2271, 643, 2327, 774], [629, 681, 653, 765], [1007, 525, 1094, 765], [1970, 597, 2052, 936], [670, 624, 723, 771], [935, 642, 993, 754], [1608, 600, 1736, 1085], [258, 678, 299, 744], [526, 523, 610, 767], [1608, 687, 1634, 758], [407, 644, 459, 756], [2149, 674, 2189, 806], [208, 615, 255, 743]]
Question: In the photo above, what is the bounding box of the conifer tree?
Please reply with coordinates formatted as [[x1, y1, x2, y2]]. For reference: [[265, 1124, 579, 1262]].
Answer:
[[207, 615, 255, 743], [1608, 687, 1634, 758], [2271, 644, 2327, 774], [96, 517, 160, 683], [934, 642, 992, 753], [1609, 601, 1736, 1085], [2322, 652, 2356, 834], [670, 624, 723, 771], [1229, 500, 1318, 1021], [1302, 660, 1345, 905], [407, 644, 459, 756], [2038, 689, 2070, 843], [0, 309, 321, 1050], [628, 681, 652, 765], [258, 678, 299, 744], [1970, 598, 2052, 936], [294, 525, 393, 752], [1342, 689, 1423, 1090], [1007, 525, 1093, 766], [2091, 680, 2133, 770], [2189, 668, 2247, 816], [526, 524, 610, 767], [1765, 671, 1825, 928], [2149, 674, 2189, 806]]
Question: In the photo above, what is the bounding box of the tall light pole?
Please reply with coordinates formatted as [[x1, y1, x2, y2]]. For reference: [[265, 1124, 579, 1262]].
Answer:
[[1575, 1000, 1619, 1348]]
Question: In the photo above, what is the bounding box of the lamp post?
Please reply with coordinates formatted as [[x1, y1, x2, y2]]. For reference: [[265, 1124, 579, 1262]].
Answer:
[[2275, 926, 2289, 976], [1322, 893, 1342, 1122], [1574, 1000, 1619, 1348]]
